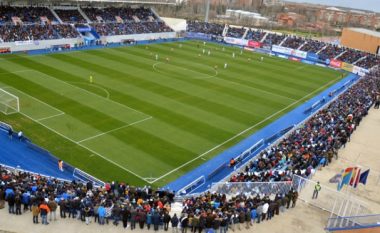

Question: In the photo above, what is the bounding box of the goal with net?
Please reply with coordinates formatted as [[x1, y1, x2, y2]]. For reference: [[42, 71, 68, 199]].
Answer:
[[0, 88, 20, 115]]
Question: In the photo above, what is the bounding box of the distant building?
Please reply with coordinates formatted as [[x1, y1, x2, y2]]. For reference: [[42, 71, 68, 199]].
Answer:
[[221, 9, 269, 26], [277, 12, 305, 26], [341, 28, 380, 54], [263, 0, 284, 6]]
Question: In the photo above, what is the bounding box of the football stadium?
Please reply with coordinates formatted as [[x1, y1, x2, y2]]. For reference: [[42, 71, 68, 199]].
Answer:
[[0, 0, 379, 233]]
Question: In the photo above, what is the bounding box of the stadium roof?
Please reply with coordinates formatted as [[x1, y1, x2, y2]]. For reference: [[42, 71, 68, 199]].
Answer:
[[348, 28, 380, 38], [47, 0, 178, 4]]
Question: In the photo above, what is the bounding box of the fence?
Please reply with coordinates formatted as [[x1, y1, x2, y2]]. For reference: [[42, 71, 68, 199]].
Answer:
[[210, 181, 293, 197], [326, 214, 380, 231], [292, 175, 371, 218]]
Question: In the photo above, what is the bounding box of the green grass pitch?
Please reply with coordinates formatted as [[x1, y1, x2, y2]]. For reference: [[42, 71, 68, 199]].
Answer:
[[0, 40, 343, 187]]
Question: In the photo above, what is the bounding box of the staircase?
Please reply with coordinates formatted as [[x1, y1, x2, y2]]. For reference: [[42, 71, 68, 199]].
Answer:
[[317, 45, 328, 54], [242, 27, 248, 39], [335, 50, 346, 60], [49, 7, 63, 24], [298, 41, 307, 50], [353, 56, 367, 65], [279, 36, 288, 46], [260, 32, 269, 43], [78, 7, 91, 23], [222, 25, 228, 37]]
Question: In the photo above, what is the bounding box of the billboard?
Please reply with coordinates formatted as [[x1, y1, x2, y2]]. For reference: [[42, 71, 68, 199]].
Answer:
[[186, 32, 211, 40], [224, 37, 248, 46], [341, 62, 354, 72], [289, 57, 300, 62], [353, 66, 369, 76], [248, 40, 262, 48], [272, 45, 307, 59], [307, 52, 319, 61], [329, 59, 342, 68]]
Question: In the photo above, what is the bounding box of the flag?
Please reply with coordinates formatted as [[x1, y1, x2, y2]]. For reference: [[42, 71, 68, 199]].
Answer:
[[338, 167, 353, 191], [359, 169, 370, 186], [350, 167, 361, 187]]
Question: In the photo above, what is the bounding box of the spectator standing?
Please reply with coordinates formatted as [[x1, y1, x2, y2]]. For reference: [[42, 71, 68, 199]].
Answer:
[[32, 203, 39, 224], [164, 211, 171, 231], [48, 197, 57, 221], [39, 201, 50, 225]]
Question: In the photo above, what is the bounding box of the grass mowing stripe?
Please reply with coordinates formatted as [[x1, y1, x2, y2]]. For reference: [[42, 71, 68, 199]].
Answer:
[[117, 45, 311, 97], [105, 47, 296, 106], [55, 52, 261, 126], [18, 55, 238, 144], [85, 49, 287, 112]]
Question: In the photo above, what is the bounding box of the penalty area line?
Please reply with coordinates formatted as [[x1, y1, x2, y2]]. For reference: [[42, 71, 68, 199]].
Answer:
[[17, 111, 151, 183], [77, 116, 153, 143]]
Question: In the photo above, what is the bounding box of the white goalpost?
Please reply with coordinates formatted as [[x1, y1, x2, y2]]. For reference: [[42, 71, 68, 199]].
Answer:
[[0, 88, 20, 115]]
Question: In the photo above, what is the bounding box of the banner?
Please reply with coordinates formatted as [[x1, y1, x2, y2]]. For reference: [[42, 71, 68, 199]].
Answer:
[[272, 45, 307, 59], [223, 37, 248, 46], [341, 62, 354, 72], [12, 16, 22, 25], [76, 27, 91, 32], [186, 32, 211, 40], [248, 40, 262, 48], [329, 59, 342, 68], [301, 59, 315, 65], [353, 66, 369, 76], [115, 16, 124, 23], [15, 40, 34, 46], [288, 57, 300, 62], [0, 48, 10, 53], [307, 52, 319, 61]]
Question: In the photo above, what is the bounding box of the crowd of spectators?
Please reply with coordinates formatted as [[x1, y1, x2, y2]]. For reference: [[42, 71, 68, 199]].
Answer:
[[244, 29, 266, 42], [299, 39, 326, 53], [229, 71, 380, 183], [337, 48, 368, 64], [226, 26, 246, 38], [356, 54, 380, 69], [91, 22, 172, 36], [180, 189, 299, 232], [82, 7, 157, 23], [54, 9, 87, 23], [186, 21, 225, 36], [317, 44, 345, 61], [262, 33, 286, 46], [0, 166, 178, 228], [0, 24, 80, 42], [0, 6, 57, 24], [281, 36, 305, 49]]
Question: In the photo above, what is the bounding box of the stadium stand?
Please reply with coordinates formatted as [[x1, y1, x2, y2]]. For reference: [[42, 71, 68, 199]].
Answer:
[[281, 36, 305, 49], [244, 29, 266, 41], [228, 70, 380, 183], [300, 39, 326, 53], [54, 9, 87, 23], [0, 6, 58, 23], [226, 26, 246, 38], [186, 21, 225, 36], [262, 33, 286, 46]]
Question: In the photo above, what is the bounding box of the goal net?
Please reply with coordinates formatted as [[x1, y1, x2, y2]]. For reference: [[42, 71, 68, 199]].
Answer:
[[0, 88, 20, 115]]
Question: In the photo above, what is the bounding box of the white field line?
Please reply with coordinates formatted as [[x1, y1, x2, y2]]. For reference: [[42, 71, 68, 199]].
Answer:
[[17, 110, 150, 183], [21, 69, 151, 118], [36, 112, 65, 122], [68, 81, 111, 99], [77, 116, 153, 143], [152, 62, 297, 103], [149, 75, 341, 184], [1, 86, 65, 115]]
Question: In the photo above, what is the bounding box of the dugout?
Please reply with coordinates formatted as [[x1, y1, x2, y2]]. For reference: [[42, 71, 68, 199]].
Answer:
[[340, 28, 380, 55]]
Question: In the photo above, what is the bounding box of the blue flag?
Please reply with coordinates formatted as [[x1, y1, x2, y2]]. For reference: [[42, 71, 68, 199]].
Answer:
[[359, 169, 370, 185]]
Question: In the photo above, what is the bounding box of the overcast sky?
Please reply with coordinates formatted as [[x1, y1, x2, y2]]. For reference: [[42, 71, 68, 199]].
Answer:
[[288, 0, 380, 13]]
